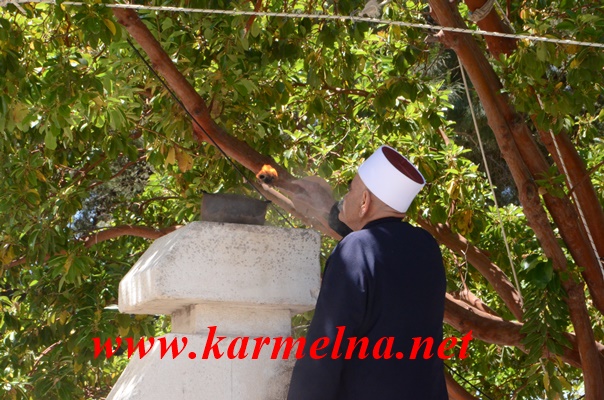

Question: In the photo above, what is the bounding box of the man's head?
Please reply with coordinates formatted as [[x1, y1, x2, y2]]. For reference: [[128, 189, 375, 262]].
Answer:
[[338, 146, 425, 231]]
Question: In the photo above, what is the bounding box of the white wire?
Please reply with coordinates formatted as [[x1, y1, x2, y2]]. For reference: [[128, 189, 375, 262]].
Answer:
[[2, 0, 604, 49], [0, 0, 26, 13], [457, 55, 523, 298]]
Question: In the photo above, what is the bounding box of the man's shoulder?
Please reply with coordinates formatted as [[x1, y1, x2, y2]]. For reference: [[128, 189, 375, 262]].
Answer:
[[336, 220, 439, 252], [333, 231, 362, 255], [337, 228, 373, 249]]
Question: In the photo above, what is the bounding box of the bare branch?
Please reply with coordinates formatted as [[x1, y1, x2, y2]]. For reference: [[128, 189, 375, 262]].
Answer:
[[82, 225, 180, 247], [417, 217, 523, 320], [244, 0, 263, 36], [444, 294, 595, 369], [5, 225, 181, 270], [28, 341, 63, 377], [113, 8, 290, 184], [451, 288, 500, 318]]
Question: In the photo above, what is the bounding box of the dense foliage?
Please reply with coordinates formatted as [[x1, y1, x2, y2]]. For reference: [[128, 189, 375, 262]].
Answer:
[[1, 0, 602, 398]]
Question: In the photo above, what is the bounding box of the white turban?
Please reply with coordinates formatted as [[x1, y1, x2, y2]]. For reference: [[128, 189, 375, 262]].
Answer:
[[358, 146, 425, 213]]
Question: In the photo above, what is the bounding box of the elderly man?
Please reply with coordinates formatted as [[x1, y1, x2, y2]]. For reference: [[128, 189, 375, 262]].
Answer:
[[287, 146, 447, 399]]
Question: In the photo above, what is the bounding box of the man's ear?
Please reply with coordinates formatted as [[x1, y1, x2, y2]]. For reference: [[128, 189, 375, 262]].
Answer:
[[359, 190, 371, 217]]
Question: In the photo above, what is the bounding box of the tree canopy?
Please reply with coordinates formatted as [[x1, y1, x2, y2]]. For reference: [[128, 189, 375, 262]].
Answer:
[[1, 0, 603, 399]]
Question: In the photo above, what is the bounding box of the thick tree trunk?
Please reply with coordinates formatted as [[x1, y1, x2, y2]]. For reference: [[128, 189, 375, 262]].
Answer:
[[428, 1, 604, 397], [461, 0, 604, 309]]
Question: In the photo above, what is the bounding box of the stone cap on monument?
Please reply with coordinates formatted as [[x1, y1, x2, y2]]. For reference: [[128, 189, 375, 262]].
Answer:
[[118, 221, 321, 315]]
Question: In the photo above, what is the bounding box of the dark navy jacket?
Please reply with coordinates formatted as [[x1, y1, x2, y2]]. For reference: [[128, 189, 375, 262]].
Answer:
[[288, 218, 447, 400]]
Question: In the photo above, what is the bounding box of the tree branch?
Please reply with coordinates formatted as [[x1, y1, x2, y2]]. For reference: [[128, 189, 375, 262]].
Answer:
[[464, 0, 604, 382], [5, 225, 181, 270], [417, 217, 523, 320], [445, 294, 593, 370], [537, 128, 604, 275], [81, 225, 180, 247], [291, 81, 371, 97], [28, 340, 63, 377], [72, 154, 107, 187], [257, 182, 341, 238], [451, 288, 500, 318], [244, 0, 263, 36], [88, 155, 146, 190], [113, 8, 294, 188], [445, 371, 480, 400], [463, 0, 517, 57]]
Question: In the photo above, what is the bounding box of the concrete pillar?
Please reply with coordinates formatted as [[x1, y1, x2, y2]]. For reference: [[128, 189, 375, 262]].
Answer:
[[107, 222, 321, 400]]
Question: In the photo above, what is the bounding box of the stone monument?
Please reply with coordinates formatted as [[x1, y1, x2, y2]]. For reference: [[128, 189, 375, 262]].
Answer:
[[107, 195, 321, 399]]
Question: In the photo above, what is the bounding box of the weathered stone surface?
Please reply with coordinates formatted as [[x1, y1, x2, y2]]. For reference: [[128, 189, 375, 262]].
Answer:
[[118, 222, 321, 315]]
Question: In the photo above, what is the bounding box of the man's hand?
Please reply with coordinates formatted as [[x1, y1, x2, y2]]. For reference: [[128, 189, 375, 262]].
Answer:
[[256, 164, 339, 235], [287, 176, 335, 224]]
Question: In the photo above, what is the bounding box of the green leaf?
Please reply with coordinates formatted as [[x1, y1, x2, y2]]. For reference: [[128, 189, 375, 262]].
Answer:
[[250, 21, 261, 38], [522, 254, 542, 271], [555, 20, 576, 31], [528, 260, 554, 288], [45, 130, 57, 150], [103, 18, 117, 36]]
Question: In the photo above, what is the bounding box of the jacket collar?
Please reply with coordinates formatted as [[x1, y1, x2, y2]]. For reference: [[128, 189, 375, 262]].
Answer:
[[362, 217, 403, 230]]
